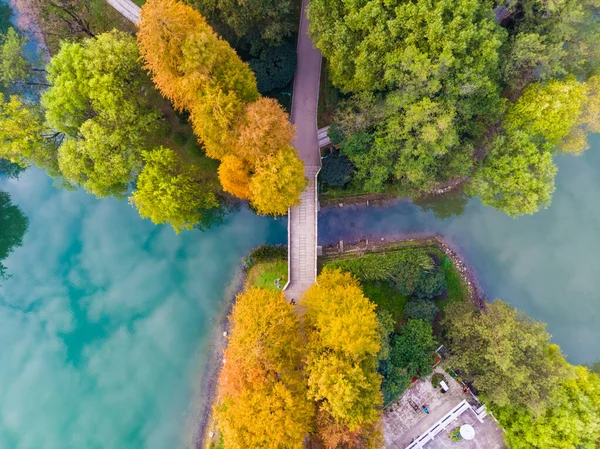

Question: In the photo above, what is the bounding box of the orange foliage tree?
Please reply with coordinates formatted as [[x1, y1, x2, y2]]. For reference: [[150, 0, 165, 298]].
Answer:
[[137, 0, 306, 215], [301, 268, 383, 447], [215, 287, 314, 448]]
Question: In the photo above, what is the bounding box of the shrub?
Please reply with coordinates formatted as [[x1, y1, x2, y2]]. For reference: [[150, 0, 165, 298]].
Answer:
[[321, 152, 355, 187], [173, 131, 189, 146], [390, 319, 436, 379], [246, 244, 287, 267], [432, 372, 446, 388], [404, 299, 438, 322], [327, 122, 344, 145], [249, 41, 296, 94], [412, 267, 446, 300], [326, 250, 433, 283], [379, 360, 411, 405]]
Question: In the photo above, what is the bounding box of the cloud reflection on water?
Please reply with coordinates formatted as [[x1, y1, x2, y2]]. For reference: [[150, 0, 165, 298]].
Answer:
[[0, 168, 286, 449]]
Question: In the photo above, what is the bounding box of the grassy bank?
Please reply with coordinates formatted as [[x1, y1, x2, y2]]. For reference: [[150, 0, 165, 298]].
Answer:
[[320, 238, 470, 321]]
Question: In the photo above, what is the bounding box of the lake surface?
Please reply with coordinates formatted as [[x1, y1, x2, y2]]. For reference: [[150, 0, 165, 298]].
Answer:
[[2, 2, 600, 447], [321, 135, 600, 367], [3, 145, 600, 449], [0, 169, 287, 449]]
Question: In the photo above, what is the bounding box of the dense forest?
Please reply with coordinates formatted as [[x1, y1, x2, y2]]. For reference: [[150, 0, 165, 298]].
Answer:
[[312, 0, 600, 216]]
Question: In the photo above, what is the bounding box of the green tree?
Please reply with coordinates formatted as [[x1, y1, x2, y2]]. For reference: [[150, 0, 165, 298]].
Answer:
[[495, 366, 600, 449], [309, 0, 505, 194], [505, 78, 586, 146], [0, 190, 28, 280], [412, 267, 446, 300], [502, 33, 565, 96], [443, 300, 570, 412], [403, 300, 438, 322], [390, 319, 436, 379], [0, 95, 59, 175], [129, 147, 219, 233], [186, 0, 297, 55], [499, 0, 600, 81], [42, 31, 160, 197], [469, 131, 556, 217]]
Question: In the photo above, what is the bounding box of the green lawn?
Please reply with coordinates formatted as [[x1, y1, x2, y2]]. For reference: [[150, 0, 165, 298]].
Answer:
[[438, 258, 465, 309], [245, 260, 288, 291], [361, 280, 408, 332]]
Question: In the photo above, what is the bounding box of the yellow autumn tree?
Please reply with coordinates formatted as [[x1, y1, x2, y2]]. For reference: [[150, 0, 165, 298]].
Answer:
[[249, 146, 306, 215], [137, 0, 306, 216], [301, 268, 383, 441], [137, 0, 258, 113], [218, 155, 252, 199], [236, 98, 296, 161], [216, 288, 314, 448]]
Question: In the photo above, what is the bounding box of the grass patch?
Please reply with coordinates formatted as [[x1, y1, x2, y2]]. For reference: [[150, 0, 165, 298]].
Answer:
[[362, 280, 408, 332], [438, 258, 464, 310], [245, 260, 288, 291]]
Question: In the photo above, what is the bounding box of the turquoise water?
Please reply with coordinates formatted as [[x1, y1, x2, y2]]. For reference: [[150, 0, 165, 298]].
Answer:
[[2, 1, 600, 446], [0, 169, 286, 449], [321, 135, 600, 366]]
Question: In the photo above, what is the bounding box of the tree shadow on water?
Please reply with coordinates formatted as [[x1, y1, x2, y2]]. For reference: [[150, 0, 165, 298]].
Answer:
[[0, 189, 28, 280], [414, 188, 469, 221]]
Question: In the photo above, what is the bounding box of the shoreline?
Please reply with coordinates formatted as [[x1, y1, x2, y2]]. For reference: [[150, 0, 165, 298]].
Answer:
[[189, 263, 247, 449]]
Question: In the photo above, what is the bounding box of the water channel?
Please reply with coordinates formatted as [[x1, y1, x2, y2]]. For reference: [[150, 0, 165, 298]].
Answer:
[[1, 2, 600, 447]]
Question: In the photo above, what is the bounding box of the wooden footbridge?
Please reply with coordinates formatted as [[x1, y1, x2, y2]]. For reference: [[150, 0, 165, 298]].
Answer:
[[108, 0, 322, 301]]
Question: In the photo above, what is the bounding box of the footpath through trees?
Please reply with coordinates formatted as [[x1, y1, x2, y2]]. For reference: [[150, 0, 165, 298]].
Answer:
[[283, 0, 322, 301], [107, 0, 322, 300]]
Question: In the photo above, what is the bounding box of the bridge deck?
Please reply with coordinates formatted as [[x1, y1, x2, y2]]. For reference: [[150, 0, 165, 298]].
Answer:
[[284, 0, 322, 301], [106, 0, 140, 24]]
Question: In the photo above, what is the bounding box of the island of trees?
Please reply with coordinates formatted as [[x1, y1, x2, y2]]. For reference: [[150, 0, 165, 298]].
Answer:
[[209, 243, 600, 449]]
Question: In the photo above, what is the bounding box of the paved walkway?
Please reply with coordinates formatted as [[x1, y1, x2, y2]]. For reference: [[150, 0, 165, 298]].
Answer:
[[284, 0, 322, 301], [106, 0, 140, 24]]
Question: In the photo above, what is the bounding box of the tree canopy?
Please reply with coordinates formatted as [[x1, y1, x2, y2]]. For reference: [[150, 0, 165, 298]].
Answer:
[[443, 300, 569, 412], [468, 131, 557, 217], [129, 147, 220, 233], [310, 0, 600, 216], [138, 0, 305, 215], [0, 95, 59, 175], [216, 287, 313, 449], [309, 0, 505, 193], [301, 268, 382, 436], [42, 30, 159, 197], [186, 0, 297, 56], [495, 367, 600, 449]]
